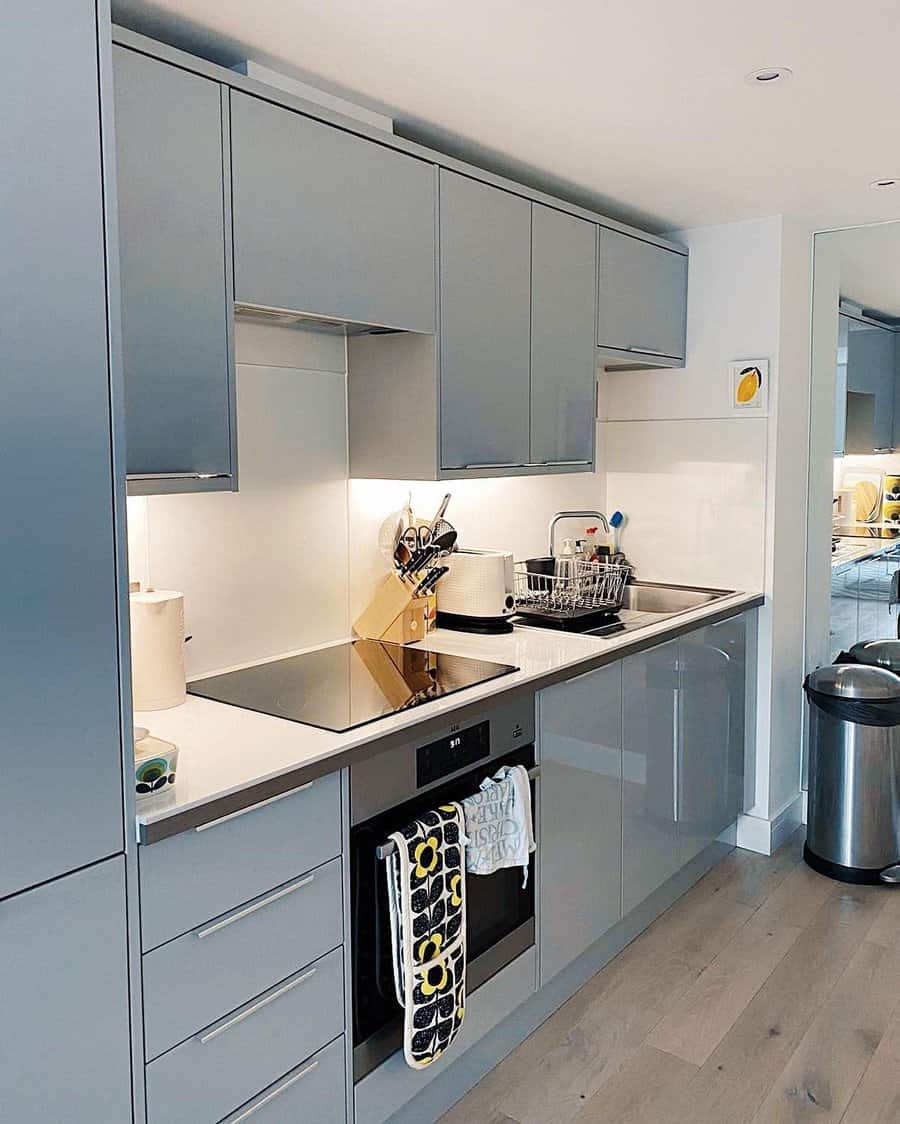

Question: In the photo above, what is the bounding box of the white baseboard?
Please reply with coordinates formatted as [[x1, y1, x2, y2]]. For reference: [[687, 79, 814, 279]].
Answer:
[[736, 793, 804, 855]]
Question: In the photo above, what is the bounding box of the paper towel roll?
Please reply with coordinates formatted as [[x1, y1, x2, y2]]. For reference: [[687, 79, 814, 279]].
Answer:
[[130, 589, 186, 711]]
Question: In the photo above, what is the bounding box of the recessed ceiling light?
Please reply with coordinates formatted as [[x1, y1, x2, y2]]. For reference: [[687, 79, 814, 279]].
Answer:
[[869, 178, 900, 189], [745, 66, 793, 85]]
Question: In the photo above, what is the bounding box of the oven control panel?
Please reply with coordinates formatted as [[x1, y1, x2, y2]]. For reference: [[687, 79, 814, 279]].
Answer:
[[417, 720, 489, 787]]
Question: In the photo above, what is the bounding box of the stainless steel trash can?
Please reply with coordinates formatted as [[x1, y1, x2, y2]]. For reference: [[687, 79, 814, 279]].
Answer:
[[849, 638, 900, 673], [804, 665, 900, 885]]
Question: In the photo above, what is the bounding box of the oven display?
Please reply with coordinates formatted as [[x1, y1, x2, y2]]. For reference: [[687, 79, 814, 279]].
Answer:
[[417, 721, 490, 787]]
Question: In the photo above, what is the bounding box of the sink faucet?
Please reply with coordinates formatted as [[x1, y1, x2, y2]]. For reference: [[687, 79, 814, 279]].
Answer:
[[548, 510, 610, 557]]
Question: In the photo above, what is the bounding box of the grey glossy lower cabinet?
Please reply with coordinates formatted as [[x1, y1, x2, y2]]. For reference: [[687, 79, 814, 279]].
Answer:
[[678, 616, 747, 864], [622, 640, 680, 913], [0, 859, 132, 1122], [539, 663, 623, 982]]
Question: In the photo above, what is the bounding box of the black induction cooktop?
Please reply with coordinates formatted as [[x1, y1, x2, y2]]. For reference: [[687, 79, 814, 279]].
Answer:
[[187, 640, 518, 733]]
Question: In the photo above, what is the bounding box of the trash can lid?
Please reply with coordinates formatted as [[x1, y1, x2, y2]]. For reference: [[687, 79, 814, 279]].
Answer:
[[807, 664, 900, 700], [849, 639, 900, 672]]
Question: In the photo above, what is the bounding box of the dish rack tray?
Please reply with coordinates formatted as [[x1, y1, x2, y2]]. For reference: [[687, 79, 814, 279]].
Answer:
[[514, 559, 632, 617]]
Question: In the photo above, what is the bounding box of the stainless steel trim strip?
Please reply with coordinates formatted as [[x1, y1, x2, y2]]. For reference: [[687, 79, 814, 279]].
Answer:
[[194, 782, 313, 832], [196, 967, 317, 1044], [126, 472, 232, 481], [224, 1059, 319, 1122], [195, 873, 316, 939], [463, 461, 523, 470]]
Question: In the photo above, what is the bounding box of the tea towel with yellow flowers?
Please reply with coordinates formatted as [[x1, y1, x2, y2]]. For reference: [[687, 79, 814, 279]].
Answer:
[[385, 803, 466, 1069]]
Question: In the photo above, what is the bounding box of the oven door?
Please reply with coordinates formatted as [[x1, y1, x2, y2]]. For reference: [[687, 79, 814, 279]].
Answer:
[[351, 745, 536, 1081]]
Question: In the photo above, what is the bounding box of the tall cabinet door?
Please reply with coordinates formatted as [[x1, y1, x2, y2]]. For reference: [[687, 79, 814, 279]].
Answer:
[[1, 0, 123, 898], [539, 663, 623, 983], [231, 92, 435, 333], [847, 320, 896, 451], [114, 46, 235, 483], [622, 640, 679, 914], [530, 205, 597, 468], [439, 170, 532, 469], [678, 615, 746, 865], [597, 228, 687, 360], [0, 858, 132, 1121]]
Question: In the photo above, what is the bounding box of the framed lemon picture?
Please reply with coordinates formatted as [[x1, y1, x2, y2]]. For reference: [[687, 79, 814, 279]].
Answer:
[[730, 360, 768, 413]]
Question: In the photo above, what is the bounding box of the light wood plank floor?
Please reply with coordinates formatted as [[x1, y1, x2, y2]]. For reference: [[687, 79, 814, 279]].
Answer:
[[440, 832, 900, 1124]]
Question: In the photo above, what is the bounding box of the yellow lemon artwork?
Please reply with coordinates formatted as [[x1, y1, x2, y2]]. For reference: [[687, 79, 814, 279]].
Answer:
[[730, 360, 767, 412]]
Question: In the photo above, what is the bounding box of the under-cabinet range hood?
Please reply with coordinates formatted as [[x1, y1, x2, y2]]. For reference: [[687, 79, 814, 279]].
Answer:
[[234, 302, 404, 336]]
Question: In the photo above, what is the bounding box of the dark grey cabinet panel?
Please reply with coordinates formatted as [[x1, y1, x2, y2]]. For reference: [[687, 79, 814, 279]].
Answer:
[[0, 859, 132, 1121], [1, 0, 124, 898], [530, 206, 597, 466], [539, 664, 623, 982], [439, 171, 532, 469], [114, 46, 234, 483], [597, 228, 688, 360], [678, 616, 747, 864], [846, 318, 896, 451], [622, 640, 679, 913], [231, 91, 435, 332]]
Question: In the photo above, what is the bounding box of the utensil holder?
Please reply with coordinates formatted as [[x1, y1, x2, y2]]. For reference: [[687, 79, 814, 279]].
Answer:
[[353, 573, 436, 643]]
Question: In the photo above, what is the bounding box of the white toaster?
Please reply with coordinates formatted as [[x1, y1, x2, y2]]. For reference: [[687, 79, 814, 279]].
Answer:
[[436, 549, 516, 632]]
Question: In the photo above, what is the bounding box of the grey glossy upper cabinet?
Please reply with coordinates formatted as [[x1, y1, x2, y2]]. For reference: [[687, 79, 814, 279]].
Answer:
[[230, 91, 435, 333], [114, 46, 236, 493], [0, 859, 132, 1122], [530, 205, 598, 468], [597, 228, 688, 368], [439, 170, 532, 470], [539, 663, 623, 983], [2, 0, 124, 898], [846, 317, 896, 452], [677, 615, 747, 864], [622, 640, 680, 913]]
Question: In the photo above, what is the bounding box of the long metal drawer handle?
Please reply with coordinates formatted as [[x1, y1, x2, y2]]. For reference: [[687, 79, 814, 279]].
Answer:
[[624, 346, 672, 357], [194, 781, 314, 833], [197, 968, 317, 1044], [463, 461, 522, 469], [196, 874, 316, 940], [226, 1059, 319, 1123]]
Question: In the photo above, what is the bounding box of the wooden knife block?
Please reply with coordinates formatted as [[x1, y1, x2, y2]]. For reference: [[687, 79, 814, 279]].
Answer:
[[353, 573, 436, 644]]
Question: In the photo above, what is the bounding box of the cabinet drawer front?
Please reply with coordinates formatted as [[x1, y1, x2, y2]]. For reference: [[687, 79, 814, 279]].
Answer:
[[143, 856, 343, 1059], [221, 1036, 346, 1124], [140, 771, 341, 949], [147, 947, 344, 1124]]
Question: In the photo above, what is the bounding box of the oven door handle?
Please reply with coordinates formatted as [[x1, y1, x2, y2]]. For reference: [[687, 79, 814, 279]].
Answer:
[[375, 765, 541, 861]]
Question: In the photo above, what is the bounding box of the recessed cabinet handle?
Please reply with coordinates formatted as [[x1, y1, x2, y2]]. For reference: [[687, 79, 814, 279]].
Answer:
[[194, 781, 314, 833], [127, 472, 233, 481], [224, 1060, 319, 1123], [196, 968, 317, 1044], [624, 346, 671, 357], [463, 461, 522, 470], [195, 873, 316, 939]]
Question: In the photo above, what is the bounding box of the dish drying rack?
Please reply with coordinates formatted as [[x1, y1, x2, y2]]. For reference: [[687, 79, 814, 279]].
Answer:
[[514, 558, 632, 618]]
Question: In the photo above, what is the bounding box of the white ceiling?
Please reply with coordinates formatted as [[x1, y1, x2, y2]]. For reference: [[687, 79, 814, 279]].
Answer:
[[822, 222, 900, 318], [113, 0, 900, 233]]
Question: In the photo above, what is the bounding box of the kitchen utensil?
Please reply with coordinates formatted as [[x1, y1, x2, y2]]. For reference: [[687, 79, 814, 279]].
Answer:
[[427, 493, 452, 534], [400, 542, 440, 579], [429, 525, 458, 555], [414, 566, 449, 597], [378, 508, 405, 563], [394, 540, 413, 578], [609, 510, 626, 555]]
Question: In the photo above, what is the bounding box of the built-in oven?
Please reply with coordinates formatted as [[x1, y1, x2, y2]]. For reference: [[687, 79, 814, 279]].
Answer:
[[350, 694, 537, 1082]]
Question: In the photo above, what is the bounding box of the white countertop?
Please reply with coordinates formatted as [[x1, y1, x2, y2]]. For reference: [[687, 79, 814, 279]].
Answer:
[[134, 589, 762, 839], [832, 535, 900, 573]]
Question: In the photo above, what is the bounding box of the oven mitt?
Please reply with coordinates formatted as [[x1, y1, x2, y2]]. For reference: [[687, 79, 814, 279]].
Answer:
[[385, 803, 467, 1069]]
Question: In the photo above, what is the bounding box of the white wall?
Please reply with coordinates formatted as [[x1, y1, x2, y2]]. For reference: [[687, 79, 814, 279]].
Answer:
[[604, 215, 814, 846]]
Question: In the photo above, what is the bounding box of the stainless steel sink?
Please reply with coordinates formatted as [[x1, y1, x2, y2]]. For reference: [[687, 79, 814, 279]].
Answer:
[[619, 582, 729, 615], [582, 581, 736, 637]]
